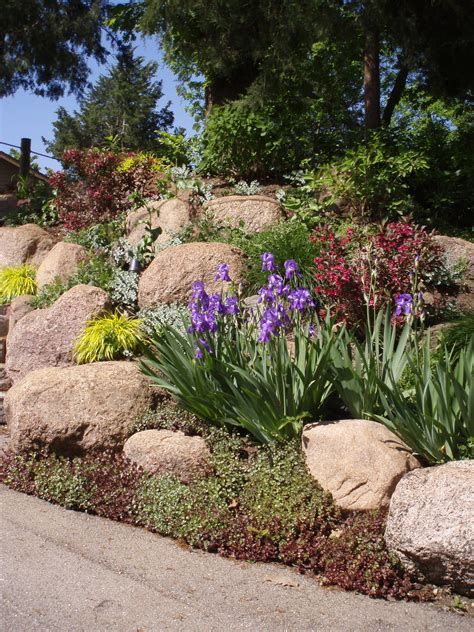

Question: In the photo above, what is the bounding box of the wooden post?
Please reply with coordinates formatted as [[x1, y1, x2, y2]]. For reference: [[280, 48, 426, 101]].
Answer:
[[19, 138, 31, 179]]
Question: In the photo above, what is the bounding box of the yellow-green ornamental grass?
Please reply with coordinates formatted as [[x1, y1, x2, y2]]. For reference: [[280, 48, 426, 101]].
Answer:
[[0, 264, 37, 304], [74, 312, 146, 364]]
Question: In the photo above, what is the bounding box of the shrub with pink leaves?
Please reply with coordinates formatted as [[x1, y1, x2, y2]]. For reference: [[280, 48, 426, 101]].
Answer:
[[49, 148, 167, 230], [312, 221, 445, 324]]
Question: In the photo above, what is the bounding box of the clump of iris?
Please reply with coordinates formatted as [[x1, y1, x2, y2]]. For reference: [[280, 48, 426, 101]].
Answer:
[[188, 263, 238, 358], [188, 254, 318, 358]]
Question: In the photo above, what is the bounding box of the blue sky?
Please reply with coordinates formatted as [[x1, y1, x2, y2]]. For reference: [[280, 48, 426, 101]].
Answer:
[[0, 38, 195, 173]]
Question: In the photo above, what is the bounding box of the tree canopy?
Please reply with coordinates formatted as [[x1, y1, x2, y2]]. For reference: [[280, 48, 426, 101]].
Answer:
[[110, 0, 474, 128], [1, 0, 110, 99], [44, 48, 174, 157]]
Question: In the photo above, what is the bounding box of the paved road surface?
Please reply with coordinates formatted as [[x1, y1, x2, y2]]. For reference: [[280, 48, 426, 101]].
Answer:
[[1, 484, 471, 631]]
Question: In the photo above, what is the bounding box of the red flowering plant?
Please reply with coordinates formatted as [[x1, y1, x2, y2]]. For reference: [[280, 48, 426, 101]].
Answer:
[[311, 221, 445, 326], [49, 148, 168, 231]]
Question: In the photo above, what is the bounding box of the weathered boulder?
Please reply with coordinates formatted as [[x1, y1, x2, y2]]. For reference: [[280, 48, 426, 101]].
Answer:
[[302, 419, 421, 511], [7, 295, 35, 332], [5, 361, 157, 455], [124, 429, 212, 484], [434, 235, 474, 288], [203, 195, 283, 233], [0, 224, 55, 268], [36, 242, 89, 288], [126, 198, 190, 248], [5, 284, 111, 383], [385, 461, 474, 596], [138, 242, 246, 307], [0, 313, 8, 337]]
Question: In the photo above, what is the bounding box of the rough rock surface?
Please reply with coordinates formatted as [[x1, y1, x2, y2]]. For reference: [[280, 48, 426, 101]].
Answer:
[[138, 242, 245, 307], [203, 195, 283, 232], [126, 198, 190, 248], [7, 295, 35, 333], [434, 235, 474, 288], [385, 461, 474, 596], [36, 242, 89, 288], [302, 419, 421, 511], [5, 362, 157, 455], [6, 284, 110, 383], [0, 224, 55, 268], [124, 429, 212, 483]]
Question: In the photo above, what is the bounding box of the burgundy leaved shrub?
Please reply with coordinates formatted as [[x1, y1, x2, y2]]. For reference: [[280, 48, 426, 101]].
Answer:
[[312, 221, 445, 325], [49, 148, 167, 230]]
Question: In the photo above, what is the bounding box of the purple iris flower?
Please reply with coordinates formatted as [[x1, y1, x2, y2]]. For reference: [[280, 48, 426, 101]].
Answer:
[[194, 338, 212, 359], [209, 293, 227, 315], [394, 293, 413, 317], [225, 296, 239, 315], [261, 252, 277, 272], [190, 311, 208, 333], [257, 305, 291, 343], [309, 324, 316, 337], [284, 259, 301, 280], [258, 286, 275, 305], [288, 288, 315, 312], [192, 280, 206, 299], [258, 321, 274, 343], [267, 274, 289, 296], [215, 263, 231, 282]]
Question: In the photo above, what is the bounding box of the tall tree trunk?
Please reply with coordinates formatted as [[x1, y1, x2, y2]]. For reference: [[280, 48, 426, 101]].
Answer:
[[382, 63, 409, 126], [364, 29, 381, 130]]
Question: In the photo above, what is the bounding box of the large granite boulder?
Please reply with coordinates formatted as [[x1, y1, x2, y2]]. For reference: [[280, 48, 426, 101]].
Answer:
[[434, 235, 474, 289], [5, 284, 111, 383], [203, 195, 283, 233], [302, 420, 421, 511], [36, 242, 89, 288], [138, 242, 246, 307], [385, 461, 474, 596], [5, 361, 157, 455], [0, 224, 55, 268], [126, 198, 190, 248], [124, 429, 212, 484], [7, 295, 35, 333]]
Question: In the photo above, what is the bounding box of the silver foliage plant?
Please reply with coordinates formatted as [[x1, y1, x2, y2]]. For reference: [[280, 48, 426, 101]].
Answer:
[[109, 270, 139, 310], [233, 180, 262, 195], [138, 303, 188, 337]]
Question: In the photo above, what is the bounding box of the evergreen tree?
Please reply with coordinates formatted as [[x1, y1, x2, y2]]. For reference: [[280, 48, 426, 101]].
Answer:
[[1, 0, 108, 98], [45, 48, 174, 157]]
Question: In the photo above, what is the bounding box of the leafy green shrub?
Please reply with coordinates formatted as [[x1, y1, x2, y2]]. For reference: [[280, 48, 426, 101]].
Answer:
[[29, 278, 67, 309], [30, 255, 116, 309], [373, 338, 474, 463], [286, 135, 428, 224], [0, 264, 37, 303], [4, 177, 57, 227], [201, 102, 310, 177], [65, 219, 124, 254], [72, 255, 116, 290], [74, 312, 145, 363], [229, 221, 319, 292]]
